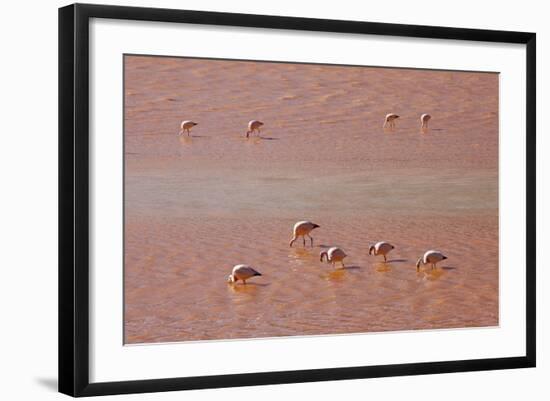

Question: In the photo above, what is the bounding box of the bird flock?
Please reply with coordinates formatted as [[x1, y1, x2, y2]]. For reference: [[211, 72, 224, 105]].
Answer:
[[176, 114, 444, 284], [178, 113, 432, 138], [226, 220, 448, 284], [177, 119, 266, 137], [383, 113, 432, 130]]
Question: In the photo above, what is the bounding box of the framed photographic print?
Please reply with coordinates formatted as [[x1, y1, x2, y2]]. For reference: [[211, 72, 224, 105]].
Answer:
[[58, 3, 536, 397]]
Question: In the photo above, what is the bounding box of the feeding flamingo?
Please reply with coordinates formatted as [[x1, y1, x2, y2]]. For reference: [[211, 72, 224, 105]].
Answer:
[[383, 113, 400, 129], [246, 120, 264, 138], [320, 247, 347, 268], [179, 120, 198, 136], [416, 250, 447, 271], [289, 221, 320, 247], [420, 114, 432, 130], [369, 241, 395, 262], [227, 264, 262, 284]]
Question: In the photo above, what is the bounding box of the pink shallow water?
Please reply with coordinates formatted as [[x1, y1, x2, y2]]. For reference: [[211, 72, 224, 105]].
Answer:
[[124, 55, 499, 344]]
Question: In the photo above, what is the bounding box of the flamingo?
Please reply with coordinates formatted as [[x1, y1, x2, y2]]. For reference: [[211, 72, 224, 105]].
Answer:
[[320, 247, 347, 268], [227, 264, 262, 284], [179, 120, 198, 136], [416, 250, 447, 271], [369, 241, 395, 262], [420, 114, 431, 130], [289, 221, 320, 247], [383, 113, 400, 129], [246, 120, 264, 138]]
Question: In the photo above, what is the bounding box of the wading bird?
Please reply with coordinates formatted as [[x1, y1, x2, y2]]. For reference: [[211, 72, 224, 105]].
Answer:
[[289, 221, 320, 247], [420, 114, 431, 130], [383, 113, 400, 129], [320, 247, 347, 268], [416, 250, 447, 271], [179, 120, 198, 136], [369, 241, 395, 262], [246, 120, 264, 138], [227, 264, 262, 284]]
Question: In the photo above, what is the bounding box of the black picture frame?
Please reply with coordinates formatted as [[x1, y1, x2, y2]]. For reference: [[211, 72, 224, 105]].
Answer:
[[59, 3, 536, 397]]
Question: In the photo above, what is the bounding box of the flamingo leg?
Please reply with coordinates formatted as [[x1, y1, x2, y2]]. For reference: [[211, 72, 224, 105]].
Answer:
[[302, 236, 306, 247], [383, 254, 387, 262], [308, 235, 314, 247]]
